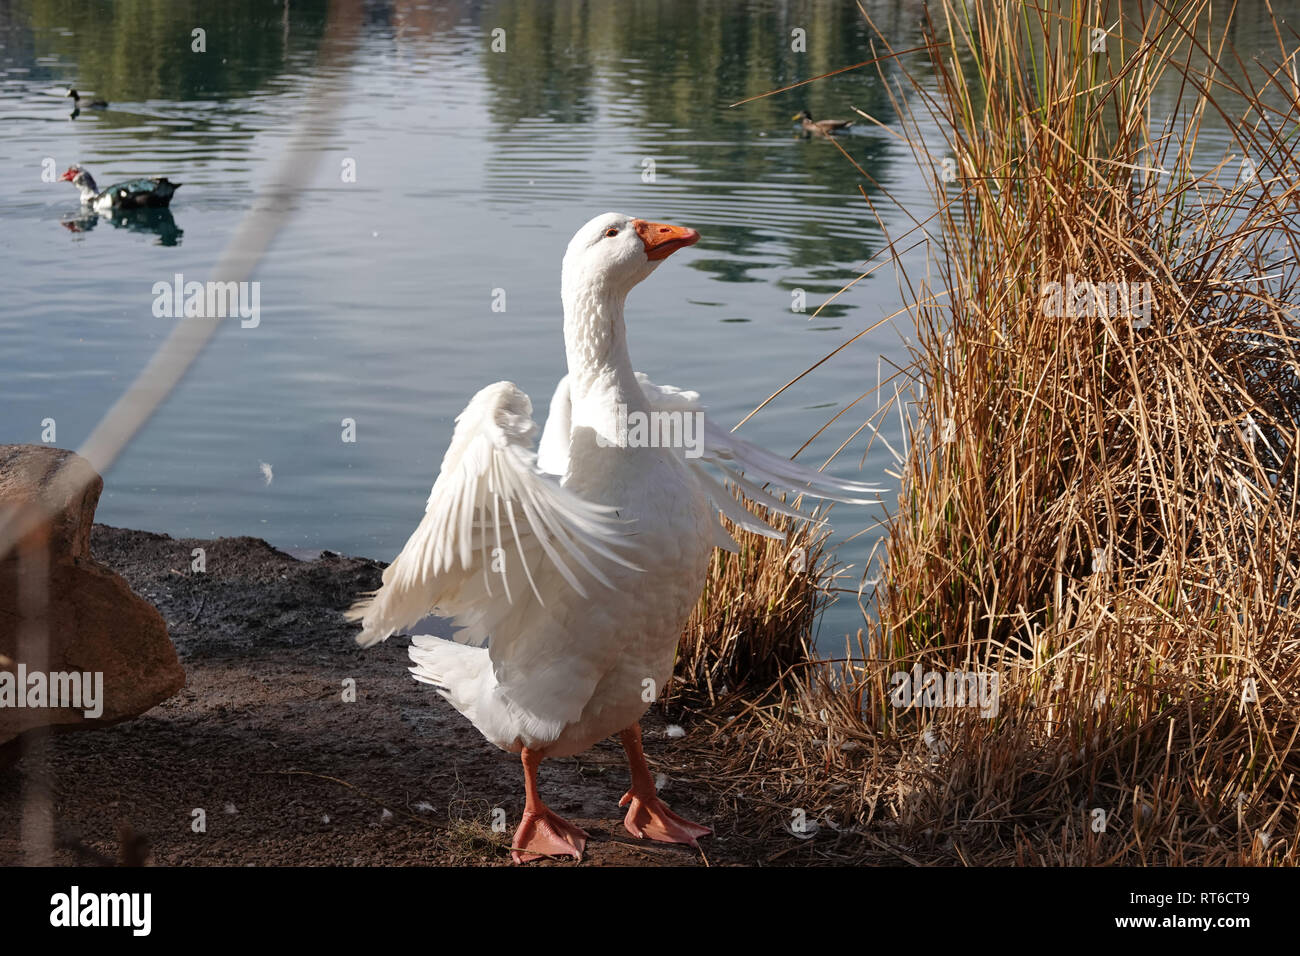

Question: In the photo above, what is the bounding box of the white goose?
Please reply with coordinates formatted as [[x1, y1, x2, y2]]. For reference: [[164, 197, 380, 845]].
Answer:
[[349, 212, 881, 863]]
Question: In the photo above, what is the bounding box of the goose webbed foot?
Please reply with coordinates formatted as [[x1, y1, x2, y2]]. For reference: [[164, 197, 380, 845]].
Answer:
[[618, 722, 712, 847]]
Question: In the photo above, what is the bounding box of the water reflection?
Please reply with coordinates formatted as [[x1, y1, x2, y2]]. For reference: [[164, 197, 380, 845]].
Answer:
[[0, 0, 954, 645], [60, 207, 183, 246], [464, 0, 907, 292], [14, 0, 330, 102]]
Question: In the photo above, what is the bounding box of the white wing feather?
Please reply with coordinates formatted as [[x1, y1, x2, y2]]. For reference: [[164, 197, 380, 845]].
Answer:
[[633, 373, 883, 549], [536, 375, 572, 476], [347, 381, 639, 648]]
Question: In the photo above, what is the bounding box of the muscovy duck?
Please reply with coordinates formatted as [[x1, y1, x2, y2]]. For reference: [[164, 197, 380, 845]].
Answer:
[[65, 88, 108, 109], [61, 166, 181, 211], [347, 212, 882, 863], [793, 109, 853, 136]]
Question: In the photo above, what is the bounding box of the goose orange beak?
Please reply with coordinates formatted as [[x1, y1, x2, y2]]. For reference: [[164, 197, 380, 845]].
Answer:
[[633, 219, 700, 261]]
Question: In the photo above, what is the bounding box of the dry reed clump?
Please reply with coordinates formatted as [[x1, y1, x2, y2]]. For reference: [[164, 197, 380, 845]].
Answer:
[[668, 492, 834, 715], [686, 0, 1300, 864]]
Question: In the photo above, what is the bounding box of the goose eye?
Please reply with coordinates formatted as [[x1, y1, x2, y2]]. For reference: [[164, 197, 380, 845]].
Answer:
[[604, 228, 619, 237]]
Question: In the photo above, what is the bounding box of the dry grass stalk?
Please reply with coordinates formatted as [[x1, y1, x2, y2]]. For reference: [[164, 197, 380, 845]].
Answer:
[[669, 490, 835, 714]]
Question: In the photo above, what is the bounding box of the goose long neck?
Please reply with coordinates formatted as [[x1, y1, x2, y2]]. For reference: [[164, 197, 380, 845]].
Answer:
[[562, 278, 650, 433]]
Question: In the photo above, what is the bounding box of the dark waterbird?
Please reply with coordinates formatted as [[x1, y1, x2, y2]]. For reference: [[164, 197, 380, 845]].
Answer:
[[793, 109, 853, 136], [61, 166, 181, 211], [65, 88, 107, 109]]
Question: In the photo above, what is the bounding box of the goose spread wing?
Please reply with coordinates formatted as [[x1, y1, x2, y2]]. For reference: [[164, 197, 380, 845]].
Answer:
[[347, 381, 640, 649]]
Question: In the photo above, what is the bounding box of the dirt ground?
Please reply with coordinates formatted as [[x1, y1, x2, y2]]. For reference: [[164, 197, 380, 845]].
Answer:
[[0, 526, 788, 866]]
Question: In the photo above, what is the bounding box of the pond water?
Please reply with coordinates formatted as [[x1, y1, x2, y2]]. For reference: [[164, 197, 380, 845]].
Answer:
[[0, 0, 1286, 647]]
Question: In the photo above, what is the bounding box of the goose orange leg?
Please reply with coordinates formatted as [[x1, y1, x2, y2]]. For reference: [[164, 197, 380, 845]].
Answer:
[[618, 723, 712, 846], [511, 747, 589, 864]]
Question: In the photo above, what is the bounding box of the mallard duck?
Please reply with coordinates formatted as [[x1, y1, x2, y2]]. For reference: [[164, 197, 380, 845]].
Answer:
[[793, 109, 853, 135], [65, 88, 108, 109], [349, 212, 881, 863], [61, 166, 181, 211]]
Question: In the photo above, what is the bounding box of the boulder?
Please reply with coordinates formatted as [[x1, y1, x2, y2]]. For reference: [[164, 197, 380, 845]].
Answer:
[[0, 445, 184, 763]]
